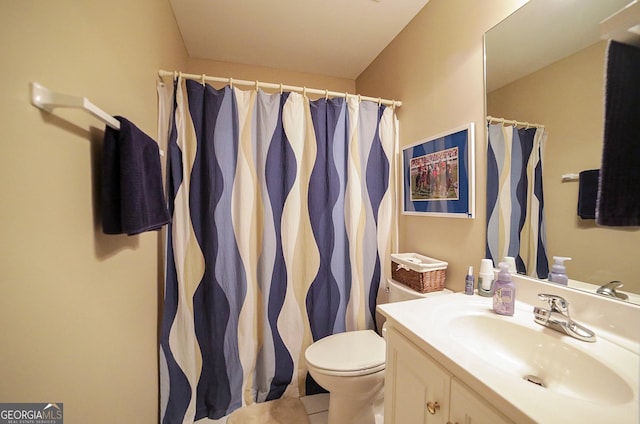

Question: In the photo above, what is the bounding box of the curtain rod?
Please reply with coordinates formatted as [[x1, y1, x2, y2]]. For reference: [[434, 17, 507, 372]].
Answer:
[[487, 115, 544, 129], [158, 70, 402, 108]]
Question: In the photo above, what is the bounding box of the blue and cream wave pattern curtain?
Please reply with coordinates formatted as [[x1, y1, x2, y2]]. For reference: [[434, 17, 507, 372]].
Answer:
[[160, 78, 398, 423], [486, 123, 548, 278]]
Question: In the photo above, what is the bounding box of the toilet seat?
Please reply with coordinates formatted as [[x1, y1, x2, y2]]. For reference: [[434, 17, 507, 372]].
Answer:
[[305, 330, 385, 377]]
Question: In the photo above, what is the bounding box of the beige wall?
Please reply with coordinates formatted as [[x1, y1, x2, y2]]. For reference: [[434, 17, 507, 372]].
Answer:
[[488, 42, 640, 292], [4, 0, 623, 420], [0, 1, 187, 422], [357, 0, 528, 292], [0, 1, 356, 421]]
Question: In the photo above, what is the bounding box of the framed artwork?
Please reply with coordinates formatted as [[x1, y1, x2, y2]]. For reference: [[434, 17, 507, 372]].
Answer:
[[401, 123, 475, 218]]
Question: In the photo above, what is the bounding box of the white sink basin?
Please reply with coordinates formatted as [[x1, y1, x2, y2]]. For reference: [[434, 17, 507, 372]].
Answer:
[[447, 313, 634, 404], [378, 292, 640, 423]]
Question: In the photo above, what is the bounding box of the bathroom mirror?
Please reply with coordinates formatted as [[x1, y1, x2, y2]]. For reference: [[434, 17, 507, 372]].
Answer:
[[484, 0, 640, 303]]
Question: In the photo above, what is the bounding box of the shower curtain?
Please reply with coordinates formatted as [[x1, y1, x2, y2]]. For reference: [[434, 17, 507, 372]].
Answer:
[[486, 123, 549, 278], [159, 78, 398, 423]]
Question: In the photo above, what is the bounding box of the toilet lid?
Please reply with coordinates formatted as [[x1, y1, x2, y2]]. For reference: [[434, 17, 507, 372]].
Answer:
[[305, 330, 385, 373]]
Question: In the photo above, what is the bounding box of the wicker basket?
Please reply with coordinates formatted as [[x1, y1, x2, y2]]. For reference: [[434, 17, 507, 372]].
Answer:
[[391, 253, 447, 293]]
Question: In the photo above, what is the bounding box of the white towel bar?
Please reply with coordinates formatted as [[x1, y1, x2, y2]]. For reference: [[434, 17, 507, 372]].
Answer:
[[30, 82, 164, 156], [561, 173, 579, 182], [31, 82, 121, 130]]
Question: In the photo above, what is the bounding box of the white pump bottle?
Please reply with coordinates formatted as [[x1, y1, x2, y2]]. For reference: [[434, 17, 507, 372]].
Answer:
[[548, 256, 571, 285]]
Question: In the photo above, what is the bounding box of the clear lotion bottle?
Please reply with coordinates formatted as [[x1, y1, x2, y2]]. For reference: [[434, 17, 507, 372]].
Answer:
[[493, 262, 515, 316]]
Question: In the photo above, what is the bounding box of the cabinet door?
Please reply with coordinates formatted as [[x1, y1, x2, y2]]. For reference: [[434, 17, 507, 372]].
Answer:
[[449, 379, 513, 424], [385, 327, 451, 424]]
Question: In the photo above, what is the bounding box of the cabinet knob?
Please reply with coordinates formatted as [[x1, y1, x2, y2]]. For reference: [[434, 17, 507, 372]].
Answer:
[[426, 401, 440, 415]]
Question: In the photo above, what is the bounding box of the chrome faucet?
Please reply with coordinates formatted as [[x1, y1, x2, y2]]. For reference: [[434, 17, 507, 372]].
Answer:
[[533, 294, 596, 342], [596, 280, 629, 300]]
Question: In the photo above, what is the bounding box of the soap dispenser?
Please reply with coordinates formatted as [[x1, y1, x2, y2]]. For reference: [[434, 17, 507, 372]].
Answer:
[[548, 256, 571, 286], [493, 262, 515, 316]]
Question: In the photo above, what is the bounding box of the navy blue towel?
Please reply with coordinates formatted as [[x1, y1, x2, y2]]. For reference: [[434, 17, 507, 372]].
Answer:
[[578, 169, 599, 219], [596, 41, 640, 226], [101, 116, 170, 235]]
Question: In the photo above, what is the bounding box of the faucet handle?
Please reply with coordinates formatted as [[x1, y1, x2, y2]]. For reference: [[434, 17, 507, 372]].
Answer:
[[596, 280, 629, 300], [603, 280, 624, 290], [538, 293, 569, 314]]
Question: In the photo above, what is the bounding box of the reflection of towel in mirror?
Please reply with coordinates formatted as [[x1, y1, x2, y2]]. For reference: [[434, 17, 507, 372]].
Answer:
[[101, 116, 170, 235], [596, 41, 640, 226], [578, 169, 598, 219]]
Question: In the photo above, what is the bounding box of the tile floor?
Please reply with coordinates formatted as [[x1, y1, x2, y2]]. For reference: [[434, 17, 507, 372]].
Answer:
[[196, 394, 330, 424], [301, 393, 384, 424], [300, 393, 330, 424], [198, 392, 383, 424]]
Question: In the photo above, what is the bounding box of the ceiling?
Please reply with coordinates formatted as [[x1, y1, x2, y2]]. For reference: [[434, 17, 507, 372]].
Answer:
[[485, 0, 631, 92], [169, 0, 430, 80]]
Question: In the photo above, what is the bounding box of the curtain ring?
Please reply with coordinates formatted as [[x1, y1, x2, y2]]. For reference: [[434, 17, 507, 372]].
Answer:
[[325, 89, 329, 100], [303, 86, 307, 97], [280, 83, 284, 94], [201, 74, 206, 86], [357, 94, 362, 103], [229, 77, 234, 88], [173, 71, 178, 81], [255, 80, 259, 91], [378, 97, 382, 107]]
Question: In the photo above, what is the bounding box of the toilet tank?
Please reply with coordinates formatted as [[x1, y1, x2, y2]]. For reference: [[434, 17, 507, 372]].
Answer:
[[386, 278, 452, 303]]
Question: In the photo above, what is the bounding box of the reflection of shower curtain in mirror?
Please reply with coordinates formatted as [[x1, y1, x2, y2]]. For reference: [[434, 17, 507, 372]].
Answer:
[[486, 124, 549, 278]]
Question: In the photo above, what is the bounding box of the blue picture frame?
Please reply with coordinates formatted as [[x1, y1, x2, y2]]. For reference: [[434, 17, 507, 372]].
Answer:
[[402, 123, 475, 218]]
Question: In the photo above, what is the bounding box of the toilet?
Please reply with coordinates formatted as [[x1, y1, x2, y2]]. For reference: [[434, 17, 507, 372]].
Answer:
[[304, 278, 452, 424]]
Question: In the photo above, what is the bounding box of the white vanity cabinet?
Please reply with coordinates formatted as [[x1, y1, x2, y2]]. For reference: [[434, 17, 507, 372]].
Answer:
[[384, 327, 512, 424], [449, 379, 512, 424]]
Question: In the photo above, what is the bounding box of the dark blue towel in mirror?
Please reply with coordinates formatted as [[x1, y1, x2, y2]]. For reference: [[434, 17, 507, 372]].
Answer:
[[597, 41, 640, 226], [578, 169, 598, 219]]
